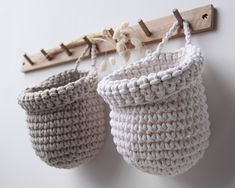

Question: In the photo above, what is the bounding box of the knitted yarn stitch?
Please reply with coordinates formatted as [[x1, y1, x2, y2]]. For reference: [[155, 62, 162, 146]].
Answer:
[[97, 21, 210, 176], [18, 45, 106, 168]]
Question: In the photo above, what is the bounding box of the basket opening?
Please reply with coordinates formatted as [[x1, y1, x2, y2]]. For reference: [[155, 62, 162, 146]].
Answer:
[[28, 70, 88, 92], [110, 49, 185, 81]]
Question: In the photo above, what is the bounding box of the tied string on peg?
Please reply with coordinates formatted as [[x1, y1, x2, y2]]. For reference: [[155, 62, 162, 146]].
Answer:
[[83, 36, 92, 47], [83, 36, 100, 54], [173, 8, 184, 28], [138, 19, 152, 37]]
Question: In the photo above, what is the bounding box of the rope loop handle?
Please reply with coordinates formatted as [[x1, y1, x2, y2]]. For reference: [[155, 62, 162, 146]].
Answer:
[[154, 20, 191, 54], [90, 44, 97, 68], [74, 45, 90, 71], [74, 43, 98, 76], [89, 44, 98, 75]]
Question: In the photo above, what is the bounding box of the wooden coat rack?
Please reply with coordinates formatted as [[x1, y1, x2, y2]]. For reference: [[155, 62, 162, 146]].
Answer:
[[21, 4, 214, 73]]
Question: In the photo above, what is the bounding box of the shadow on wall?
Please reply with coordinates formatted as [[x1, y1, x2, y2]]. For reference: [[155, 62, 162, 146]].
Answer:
[[74, 104, 123, 188], [175, 63, 235, 188]]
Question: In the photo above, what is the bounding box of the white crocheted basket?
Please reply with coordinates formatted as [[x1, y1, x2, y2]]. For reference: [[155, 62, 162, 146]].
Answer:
[[18, 45, 106, 168], [98, 21, 210, 176]]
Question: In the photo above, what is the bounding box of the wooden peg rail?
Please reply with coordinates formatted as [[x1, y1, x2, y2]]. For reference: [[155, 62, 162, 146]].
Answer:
[[21, 4, 214, 73]]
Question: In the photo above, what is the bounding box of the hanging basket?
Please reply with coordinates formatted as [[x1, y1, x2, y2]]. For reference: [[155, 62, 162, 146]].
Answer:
[[98, 21, 210, 176], [18, 45, 106, 168]]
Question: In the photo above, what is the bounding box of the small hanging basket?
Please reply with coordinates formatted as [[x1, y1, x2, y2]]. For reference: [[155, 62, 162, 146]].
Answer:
[[98, 21, 210, 176], [18, 45, 106, 168]]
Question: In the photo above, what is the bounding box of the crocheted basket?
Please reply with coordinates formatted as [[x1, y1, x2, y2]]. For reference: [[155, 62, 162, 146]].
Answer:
[[97, 21, 210, 176], [18, 45, 106, 168]]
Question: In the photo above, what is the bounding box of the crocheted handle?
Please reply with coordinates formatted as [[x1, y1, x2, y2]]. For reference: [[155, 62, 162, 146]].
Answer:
[[155, 20, 191, 54], [89, 44, 98, 75], [74, 44, 97, 76], [74, 45, 90, 70]]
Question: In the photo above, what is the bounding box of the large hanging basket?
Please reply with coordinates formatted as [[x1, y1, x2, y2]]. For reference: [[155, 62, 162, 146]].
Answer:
[[97, 21, 210, 176], [18, 45, 106, 168]]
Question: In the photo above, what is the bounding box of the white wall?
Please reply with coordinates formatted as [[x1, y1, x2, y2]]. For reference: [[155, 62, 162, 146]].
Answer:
[[1, 0, 235, 188]]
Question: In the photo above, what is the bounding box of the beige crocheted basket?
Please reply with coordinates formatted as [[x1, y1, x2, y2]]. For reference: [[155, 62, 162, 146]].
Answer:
[[98, 21, 210, 176], [18, 45, 106, 168]]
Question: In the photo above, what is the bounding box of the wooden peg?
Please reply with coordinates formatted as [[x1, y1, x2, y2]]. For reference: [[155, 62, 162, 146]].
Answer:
[[108, 28, 114, 36], [108, 28, 118, 43], [138, 19, 152, 37], [83, 36, 92, 47], [83, 36, 100, 54], [60, 43, 72, 56], [40, 49, 53, 60], [23, 54, 34, 65], [20, 4, 214, 73], [173, 8, 184, 27]]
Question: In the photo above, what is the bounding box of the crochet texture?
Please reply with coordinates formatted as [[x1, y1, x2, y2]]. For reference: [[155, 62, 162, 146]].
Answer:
[[97, 21, 210, 176], [18, 45, 106, 168]]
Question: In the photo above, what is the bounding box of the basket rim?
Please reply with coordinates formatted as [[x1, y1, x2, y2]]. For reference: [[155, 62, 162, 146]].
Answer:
[[27, 69, 88, 91], [98, 44, 204, 107], [18, 69, 98, 112]]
